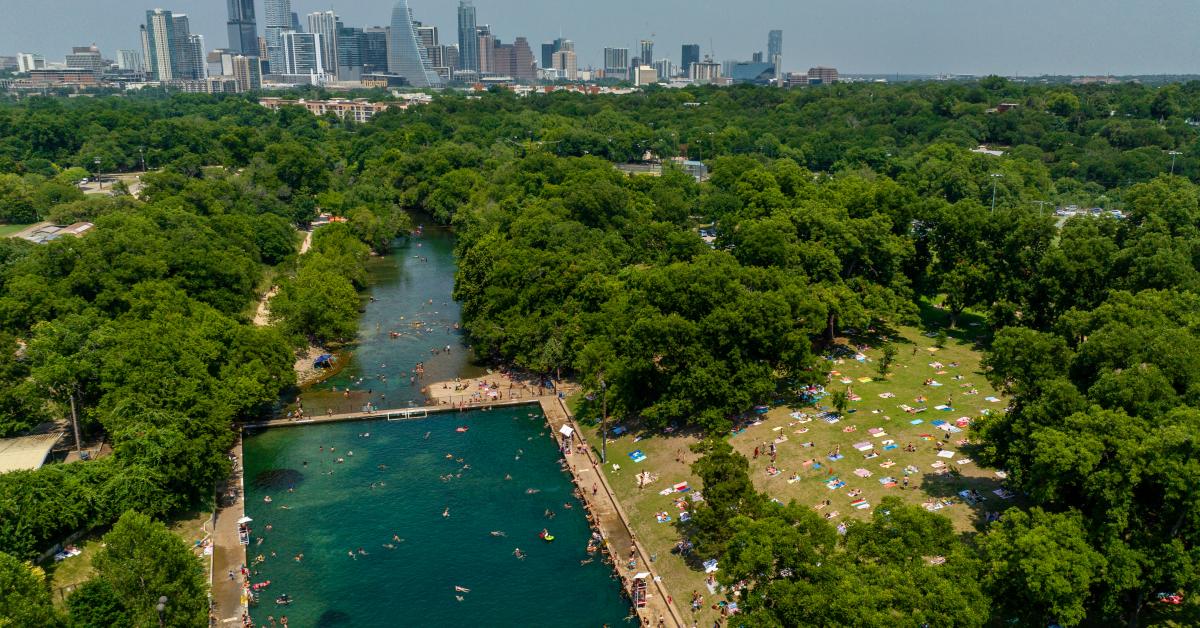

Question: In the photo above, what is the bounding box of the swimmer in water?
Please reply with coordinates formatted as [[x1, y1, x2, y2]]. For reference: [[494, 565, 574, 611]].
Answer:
[[490, 530, 506, 537], [424, 431, 431, 439], [383, 544, 396, 550], [513, 548, 525, 560], [393, 534, 404, 542], [443, 507, 450, 518], [504, 474, 512, 480]]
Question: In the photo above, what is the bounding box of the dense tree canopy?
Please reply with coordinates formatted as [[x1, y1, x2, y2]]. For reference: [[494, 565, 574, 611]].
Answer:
[[3, 80, 1200, 625]]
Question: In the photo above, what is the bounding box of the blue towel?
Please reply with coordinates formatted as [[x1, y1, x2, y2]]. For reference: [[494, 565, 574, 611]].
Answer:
[[910, 419, 924, 425], [828, 454, 844, 461], [883, 444, 899, 451]]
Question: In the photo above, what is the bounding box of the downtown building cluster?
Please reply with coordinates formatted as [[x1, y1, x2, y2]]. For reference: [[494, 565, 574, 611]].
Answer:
[[2, 1, 840, 93]]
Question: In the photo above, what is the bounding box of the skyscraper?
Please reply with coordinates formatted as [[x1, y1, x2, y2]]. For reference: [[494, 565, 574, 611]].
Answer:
[[639, 40, 654, 66], [232, 55, 262, 91], [263, 0, 293, 72], [227, 0, 257, 56], [307, 11, 339, 79], [457, 1, 479, 75], [603, 47, 629, 81], [477, 26, 495, 75], [337, 24, 364, 79], [768, 30, 783, 60], [390, 0, 443, 87], [281, 31, 322, 76], [361, 28, 389, 74], [681, 44, 700, 75], [143, 9, 176, 81], [172, 14, 204, 80]]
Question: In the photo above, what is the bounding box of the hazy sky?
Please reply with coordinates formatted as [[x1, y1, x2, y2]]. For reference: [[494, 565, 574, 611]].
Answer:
[[2, 0, 1199, 75]]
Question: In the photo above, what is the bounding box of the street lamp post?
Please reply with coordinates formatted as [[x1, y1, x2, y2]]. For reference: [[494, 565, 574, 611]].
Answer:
[[1169, 150, 1182, 175], [990, 173, 1004, 213], [139, 147, 146, 173], [93, 158, 101, 190], [156, 595, 168, 627]]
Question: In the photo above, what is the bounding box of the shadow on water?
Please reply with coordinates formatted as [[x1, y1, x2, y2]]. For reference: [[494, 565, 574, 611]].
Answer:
[[316, 609, 351, 627], [251, 468, 305, 491]]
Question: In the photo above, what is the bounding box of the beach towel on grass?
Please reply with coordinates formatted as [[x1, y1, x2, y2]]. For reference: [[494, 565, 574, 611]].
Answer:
[[985, 396, 1001, 403], [852, 499, 871, 509], [879, 476, 896, 486], [868, 427, 885, 435], [853, 441, 873, 451], [679, 512, 691, 522], [828, 453, 844, 461], [826, 479, 845, 490], [883, 443, 898, 451], [956, 458, 973, 465], [937, 450, 955, 458], [629, 450, 647, 463], [857, 377, 873, 383], [993, 489, 1016, 499], [853, 468, 872, 478], [910, 418, 924, 425]]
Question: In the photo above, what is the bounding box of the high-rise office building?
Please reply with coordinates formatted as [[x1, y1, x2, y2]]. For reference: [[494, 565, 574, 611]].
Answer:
[[639, 40, 654, 65], [390, 0, 442, 87], [263, 0, 293, 72], [752, 52, 763, 63], [653, 58, 673, 80], [337, 24, 363, 79], [477, 27, 495, 75], [603, 47, 629, 81], [232, 54, 262, 91], [307, 11, 339, 79], [143, 9, 176, 81], [281, 31, 322, 76], [768, 30, 783, 60], [552, 47, 576, 80], [510, 37, 535, 81], [65, 45, 105, 74], [361, 28, 389, 74], [172, 14, 205, 80], [681, 44, 700, 75], [416, 24, 438, 52], [457, 1, 479, 75], [227, 0, 257, 55]]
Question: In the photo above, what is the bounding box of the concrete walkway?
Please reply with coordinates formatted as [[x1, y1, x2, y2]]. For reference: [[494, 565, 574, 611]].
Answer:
[[211, 438, 248, 625], [540, 397, 686, 628]]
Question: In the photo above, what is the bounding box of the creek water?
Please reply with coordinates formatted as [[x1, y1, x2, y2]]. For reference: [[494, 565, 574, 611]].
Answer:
[[242, 228, 632, 627]]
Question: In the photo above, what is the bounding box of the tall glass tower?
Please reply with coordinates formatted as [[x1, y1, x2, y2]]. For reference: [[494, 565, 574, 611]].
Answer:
[[264, 0, 293, 72], [768, 30, 783, 60], [457, 1, 479, 75], [390, 0, 443, 87], [226, 0, 257, 56]]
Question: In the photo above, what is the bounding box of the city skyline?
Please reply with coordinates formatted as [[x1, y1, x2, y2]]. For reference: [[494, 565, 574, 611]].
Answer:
[[3, 0, 1200, 76]]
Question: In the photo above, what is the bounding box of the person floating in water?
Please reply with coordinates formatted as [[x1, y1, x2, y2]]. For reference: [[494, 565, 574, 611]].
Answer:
[[443, 507, 450, 518]]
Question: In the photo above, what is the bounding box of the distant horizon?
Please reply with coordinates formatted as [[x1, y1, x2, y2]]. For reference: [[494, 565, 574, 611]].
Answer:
[[2, 1, 1199, 76]]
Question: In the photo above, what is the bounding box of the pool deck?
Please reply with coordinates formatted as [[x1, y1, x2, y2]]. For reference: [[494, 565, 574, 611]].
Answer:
[[211, 437, 248, 625], [213, 394, 685, 627], [539, 396, 687, 628]]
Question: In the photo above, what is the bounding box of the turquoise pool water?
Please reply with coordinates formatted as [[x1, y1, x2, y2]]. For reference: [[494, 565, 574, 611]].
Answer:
[[242, 407, 632, 627]]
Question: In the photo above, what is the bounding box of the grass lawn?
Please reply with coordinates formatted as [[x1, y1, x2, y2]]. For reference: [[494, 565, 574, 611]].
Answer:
[[0, 224, 33, 238], [581, 309, 1013, 626], [44, 508, 214, 608]]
